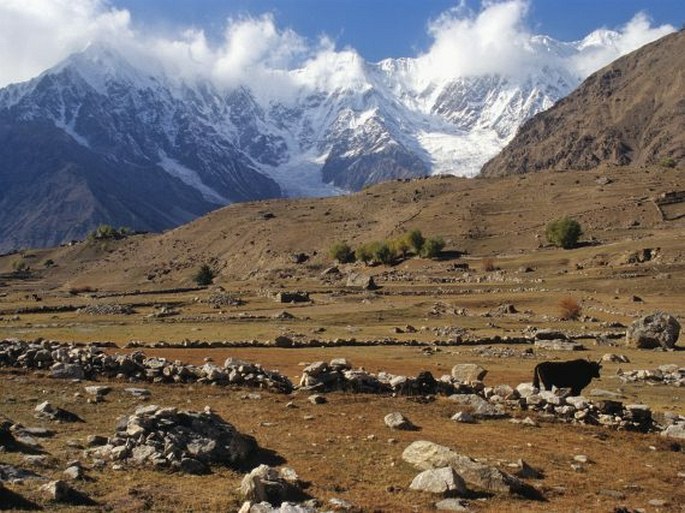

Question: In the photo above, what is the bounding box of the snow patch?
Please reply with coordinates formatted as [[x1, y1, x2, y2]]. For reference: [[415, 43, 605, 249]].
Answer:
[[158, 153, 229, 204]]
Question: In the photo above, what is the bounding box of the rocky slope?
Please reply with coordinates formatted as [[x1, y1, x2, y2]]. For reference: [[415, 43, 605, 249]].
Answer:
[[480, 31, 685, 177]]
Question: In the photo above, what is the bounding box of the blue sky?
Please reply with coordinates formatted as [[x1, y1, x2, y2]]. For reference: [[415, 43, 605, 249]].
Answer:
[[0, 0, 680, 88], [112, 0, 685, 61]]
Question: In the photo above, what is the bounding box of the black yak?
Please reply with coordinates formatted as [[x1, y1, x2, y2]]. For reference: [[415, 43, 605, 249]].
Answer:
[[532, 359, 601, 396]]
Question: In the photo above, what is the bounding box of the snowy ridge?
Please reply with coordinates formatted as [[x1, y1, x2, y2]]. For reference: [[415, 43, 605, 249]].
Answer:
[[0, 32, 631, 198]]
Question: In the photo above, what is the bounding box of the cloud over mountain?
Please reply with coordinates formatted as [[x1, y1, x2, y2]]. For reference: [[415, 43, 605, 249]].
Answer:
[[0, 0, 675, 96]]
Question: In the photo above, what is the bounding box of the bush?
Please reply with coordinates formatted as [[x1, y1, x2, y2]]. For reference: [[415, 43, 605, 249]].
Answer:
[[482, 258, 496, 272], [420, 236, 445, 258], [405, 229, 425, 254], [43, 259, 55, 268], [546, 217, 582, 249], [194, 264, 216, 286], [659, 157, 677, 168], [87, 224, 131, 243], [559, 297, 582, 320], [329, 242, 355, 263], [355, 243, 375, 265], [12, 258, 29, 274], [372, 241, 396, 265], [389, 237, 411, 259]]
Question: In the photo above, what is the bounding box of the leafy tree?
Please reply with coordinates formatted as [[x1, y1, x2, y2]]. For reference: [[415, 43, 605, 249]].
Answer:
[[372, 241, 396, 265], [329, 241, 355, 263], [420, 236, 445, 258], [389, 236, 411, 259], [355, 243, 375, 265], [405, 229, 425, 254], [545, 217, 582, 249], [194, 264, 216, 286], [87, 224, 132, 243]]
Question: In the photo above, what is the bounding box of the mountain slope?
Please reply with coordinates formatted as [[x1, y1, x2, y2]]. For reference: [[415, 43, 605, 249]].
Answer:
[[480, 31, 685, 177]]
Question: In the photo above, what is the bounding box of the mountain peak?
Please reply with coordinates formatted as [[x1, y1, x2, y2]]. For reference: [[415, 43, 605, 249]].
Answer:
[[480, 30, 685, 177]]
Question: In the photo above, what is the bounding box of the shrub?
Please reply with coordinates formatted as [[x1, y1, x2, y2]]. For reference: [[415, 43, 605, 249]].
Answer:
[[420, 236, 445, 258], [559, 297, 582, 320], [12, 259, 29, 273], [546, 217, 582, 249], [482, 258, 496, 272], [355, 243, 375, 265], [372, 241, 396, 265], [194, 264, 216, 286], [659, 157, 677, 168], [389, 237, 411, 260], [329, 242, 355, 263], [87, 224, 132, 243], [43, 259, 55, 268], [405, 229, 425, 254]]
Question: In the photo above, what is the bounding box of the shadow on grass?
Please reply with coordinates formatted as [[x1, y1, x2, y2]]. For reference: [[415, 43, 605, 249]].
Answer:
[[238, 446, 287, 472], [0, 487, 43, 510]]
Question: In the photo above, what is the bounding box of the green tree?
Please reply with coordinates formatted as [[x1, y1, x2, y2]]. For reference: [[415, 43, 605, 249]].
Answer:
[[420, 236, 446, 258], [194, 264, 216, 286], [405, 229, 425, 254], [372, 241, 396, 265], [329, 241, 355, 263], [355, 243, 375, 265], [546, 217, 582, 249], [389, 236, 411, 260]]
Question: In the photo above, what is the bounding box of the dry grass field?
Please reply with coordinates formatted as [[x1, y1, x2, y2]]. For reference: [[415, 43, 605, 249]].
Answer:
[[1, 166, 684, 512]]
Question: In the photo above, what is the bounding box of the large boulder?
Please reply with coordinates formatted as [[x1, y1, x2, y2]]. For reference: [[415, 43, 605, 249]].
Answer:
[[402, 441, 538, 498], [450, 364, 487, 383], [409, 467, 467, 496], [626, 312, 680, 349], [240, 465, 304, 504], [346, 273, 378, 290]]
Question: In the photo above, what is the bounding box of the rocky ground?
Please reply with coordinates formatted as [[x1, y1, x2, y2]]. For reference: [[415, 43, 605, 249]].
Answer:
[[0, 168, 684, 511]]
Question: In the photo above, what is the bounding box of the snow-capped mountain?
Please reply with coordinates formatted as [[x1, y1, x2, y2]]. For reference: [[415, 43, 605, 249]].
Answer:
[[0, 33, 620, 250]]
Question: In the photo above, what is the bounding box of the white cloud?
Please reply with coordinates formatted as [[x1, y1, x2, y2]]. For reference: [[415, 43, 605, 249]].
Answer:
[[0, 0, 676, 96], [0, 0, 132, 86], [416, 0, 539, 80], [571, 12, 675, 77]]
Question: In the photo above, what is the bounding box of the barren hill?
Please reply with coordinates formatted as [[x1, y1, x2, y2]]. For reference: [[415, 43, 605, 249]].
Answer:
[[3, 165, 684, 291], [481, 31, 685, 177]]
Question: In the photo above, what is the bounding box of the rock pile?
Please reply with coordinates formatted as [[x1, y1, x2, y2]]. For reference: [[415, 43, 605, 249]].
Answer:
[[78, 304, 134, 315], [503, 385, 655, 432], [0, 339, 293, 394], [297, 359, 478, 396], [88, 405, 256, 474], [617, 364, 684, 386], [204, 293, 245, 307], [626, 312, 680, 349]]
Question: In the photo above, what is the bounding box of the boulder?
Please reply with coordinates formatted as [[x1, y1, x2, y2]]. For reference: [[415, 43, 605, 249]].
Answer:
[[346, 273, 378, 290], [450, 364, 487, 383], [401, 441, 537, 497], [626, 312, 680, 349], [240, 465, 304, 504], [435, 498, 470, 511], [409, 467, 467, 496], [448, 394, 508, 419], [50, 363, 85, 380], [384, 412, 416, 430], [661, 423, 685, 440]]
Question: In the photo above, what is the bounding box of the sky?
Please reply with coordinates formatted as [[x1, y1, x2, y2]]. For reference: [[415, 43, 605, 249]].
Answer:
[[111, 0, 685, 62], [0, 0, 681, 90]]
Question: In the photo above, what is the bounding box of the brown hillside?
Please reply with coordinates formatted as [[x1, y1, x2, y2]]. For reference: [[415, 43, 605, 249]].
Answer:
[[481, 30, 685, 177], [2, 165, 683, 291]]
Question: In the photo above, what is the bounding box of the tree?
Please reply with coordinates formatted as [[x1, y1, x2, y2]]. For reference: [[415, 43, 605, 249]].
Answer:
[[355, 243, 375, 265], [329, 241, 355, 263], [405, 229, 425, 254], [389, 236, 411, 260], [194, 264, 216, 286], [545, 217, 582, 249], [420, 236, 445, 258], [372, 241, 396, 265]]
